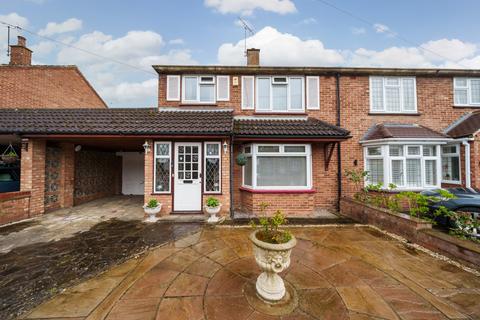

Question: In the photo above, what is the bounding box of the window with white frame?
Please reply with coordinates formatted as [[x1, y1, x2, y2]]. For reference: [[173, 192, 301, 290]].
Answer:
[[154, 142, 171, 193], [441, 144, 461, 183], [364, 144, 441, 189], [256, 76, 304, 112], [454, 78, 480, 106], [182, 75, 216, 103], [242, 144, 312, 190], [370, 77, 417, 113], [204, 142, 221, 193]]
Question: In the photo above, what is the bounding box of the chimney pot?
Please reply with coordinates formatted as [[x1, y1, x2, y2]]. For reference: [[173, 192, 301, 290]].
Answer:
[[9, 35, 32, 66], [246, 48, 260, 66]]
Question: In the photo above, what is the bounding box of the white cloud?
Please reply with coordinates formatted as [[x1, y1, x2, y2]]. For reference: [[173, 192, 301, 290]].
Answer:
[[298, 17, 317, 25], [100, 78, 158, 107], [351, 27, 366, 35], [421, 39, 477, 62], [373, 23, 390, 34], [30, 41, 56, 56], [204, 0, 296, 15], [169, 38, 185, 45], [56, 29, 197, 107], [38, 18, 82, 36], [218, 26, 344, 66]]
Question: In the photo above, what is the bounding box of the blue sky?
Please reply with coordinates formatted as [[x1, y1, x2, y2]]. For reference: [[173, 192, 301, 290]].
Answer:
[[1, 0, 479, 107]]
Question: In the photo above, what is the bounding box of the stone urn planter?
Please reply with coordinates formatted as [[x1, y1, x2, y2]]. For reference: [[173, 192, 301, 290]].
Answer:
[[249, 229, 297, 301], [143, 200, 162, 222], [205, 204, 222, 223]]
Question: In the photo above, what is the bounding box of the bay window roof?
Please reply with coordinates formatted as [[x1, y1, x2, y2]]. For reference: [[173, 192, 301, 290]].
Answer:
[[445, 111, 480, 138], [361, 123, 449, 143]]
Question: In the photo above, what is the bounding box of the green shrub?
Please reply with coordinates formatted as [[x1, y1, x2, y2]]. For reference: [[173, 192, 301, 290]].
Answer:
[[146, 199, 159, 208], [205, 196, 220, 208], [250, 203, 292, 244]]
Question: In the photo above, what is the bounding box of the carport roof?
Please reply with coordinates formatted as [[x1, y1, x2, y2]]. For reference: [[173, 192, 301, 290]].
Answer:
[[0, 108, 234, 136]]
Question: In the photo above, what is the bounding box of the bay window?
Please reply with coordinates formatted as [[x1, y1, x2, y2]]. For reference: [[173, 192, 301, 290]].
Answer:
[[454, 77, 480, 106], [154, 142, 171, 193], [256, 76, 304, 112], [242, 144, 312, 190], [441, 144, 461, 183], [364, 144, 441, 190], [370, 77, 417, 113]]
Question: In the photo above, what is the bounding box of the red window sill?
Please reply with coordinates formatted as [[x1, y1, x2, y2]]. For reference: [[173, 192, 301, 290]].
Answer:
[[239, 187, 315, 194], [254, 112, 307, 116]]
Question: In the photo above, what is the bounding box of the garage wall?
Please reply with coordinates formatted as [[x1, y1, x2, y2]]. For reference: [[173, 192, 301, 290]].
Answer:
[[74, 150, 121, 204]]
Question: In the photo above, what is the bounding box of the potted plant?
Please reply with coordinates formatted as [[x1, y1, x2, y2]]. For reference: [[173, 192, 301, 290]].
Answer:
[[1, 151, 19, 164], [205, 196, 221, 223], [143, 199, 161, 222], [249, 206, 296, 302]]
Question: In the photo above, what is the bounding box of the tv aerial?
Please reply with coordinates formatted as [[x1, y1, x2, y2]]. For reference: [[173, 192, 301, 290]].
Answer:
[[237, 17, 254, 57]]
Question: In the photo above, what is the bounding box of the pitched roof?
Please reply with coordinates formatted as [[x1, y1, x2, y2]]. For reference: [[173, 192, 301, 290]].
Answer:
[[361, 123, 448, 142], [0, 65, 107, 109], [445, 112, 480, 138], [233, 117, 350, 139], [0, 108, 233, 135]]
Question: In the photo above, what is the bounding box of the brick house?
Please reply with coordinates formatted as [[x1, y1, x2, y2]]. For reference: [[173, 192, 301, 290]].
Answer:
[[1, 43, 480, 224]]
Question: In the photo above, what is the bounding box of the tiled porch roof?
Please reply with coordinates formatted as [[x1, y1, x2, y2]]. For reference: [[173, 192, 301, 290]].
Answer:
[[233, 117, 350, 139], [445, 111, 480, 138], [361, 123, 448, 142], [0, 108, 234, 136]]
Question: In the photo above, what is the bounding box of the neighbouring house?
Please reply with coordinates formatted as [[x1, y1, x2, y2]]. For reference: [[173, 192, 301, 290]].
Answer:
[[1, 42, 480, 225]]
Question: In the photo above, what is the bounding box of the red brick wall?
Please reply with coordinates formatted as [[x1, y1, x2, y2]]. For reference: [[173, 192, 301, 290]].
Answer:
[[20, 139, 46, 216], [0, 66, 107, 109], [74, 150, 121, 205], [0, 191, 31, 225]]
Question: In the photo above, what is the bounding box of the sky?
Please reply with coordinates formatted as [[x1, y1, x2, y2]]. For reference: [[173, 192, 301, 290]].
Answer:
[[1, 0, 479, 108]]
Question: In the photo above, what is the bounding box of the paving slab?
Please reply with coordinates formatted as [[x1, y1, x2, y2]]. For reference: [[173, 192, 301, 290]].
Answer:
[[17, 225, 480, 319]]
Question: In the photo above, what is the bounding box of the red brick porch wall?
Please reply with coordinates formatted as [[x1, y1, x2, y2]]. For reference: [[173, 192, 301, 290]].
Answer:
[[0, 191, 31, 225]]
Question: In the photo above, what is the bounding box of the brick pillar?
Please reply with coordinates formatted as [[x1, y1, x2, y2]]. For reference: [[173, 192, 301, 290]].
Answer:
[[20, 139, 46, 216], [144, 139, 154, 205], [59, 143, 75, 208]]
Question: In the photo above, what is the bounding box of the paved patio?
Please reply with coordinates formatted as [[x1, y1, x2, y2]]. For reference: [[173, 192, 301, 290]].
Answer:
[[22, 225, 480, 320]]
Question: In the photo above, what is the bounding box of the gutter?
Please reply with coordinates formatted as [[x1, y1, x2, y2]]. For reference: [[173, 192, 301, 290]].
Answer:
[[229, 133, 234, 220], [336, 73, 342, 209]]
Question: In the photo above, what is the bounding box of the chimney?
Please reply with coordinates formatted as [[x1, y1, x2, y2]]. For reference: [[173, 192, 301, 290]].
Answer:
[[9, 36, 32, 66], [246, 48, 260, 66]]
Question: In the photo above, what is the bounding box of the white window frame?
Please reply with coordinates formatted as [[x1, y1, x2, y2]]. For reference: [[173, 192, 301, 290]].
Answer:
[[241, 143, 312, 190], [441, 144, 461, 184], [216, 75, 230, 101], [204, 142, 222, 194], [363, 143, 442, 190], [166, 75, 180, 101], [454, 77, 480, 107], [181, 75, 216, 104], [364, 146, 384, 185], [255, 76, 305, 113], [369, 76, 418, 114], [241, 76, 255, 110], [153, 141, 172, 194]]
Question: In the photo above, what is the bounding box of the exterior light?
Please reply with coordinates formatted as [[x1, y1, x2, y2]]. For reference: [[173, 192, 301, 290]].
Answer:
[[143, 141, 151, 154], [21, 138, 28, 151], [74, 145, 82, 152], [223, 141, 228, 154]]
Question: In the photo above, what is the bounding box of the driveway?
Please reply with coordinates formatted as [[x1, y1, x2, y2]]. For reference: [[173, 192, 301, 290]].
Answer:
[[0, 196, 202, 320], [21, 225, 480, 320]]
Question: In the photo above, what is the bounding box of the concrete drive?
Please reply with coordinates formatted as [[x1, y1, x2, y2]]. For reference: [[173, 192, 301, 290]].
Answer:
[[22, 226, 480, 320]]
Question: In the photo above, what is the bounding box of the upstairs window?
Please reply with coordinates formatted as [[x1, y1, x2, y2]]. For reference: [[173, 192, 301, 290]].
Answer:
[[255, 76, 304, 112], [370, 77, 417, 113], [454, 78, 480, 106], [182, 75, 216, 103]]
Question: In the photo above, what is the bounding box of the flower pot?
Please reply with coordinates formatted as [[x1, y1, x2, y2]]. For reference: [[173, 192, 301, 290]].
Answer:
[[143, 204, 162, 222], [205, 204, 221, 223], [249, 230, 297, 301], [1, 155, 18, 164]]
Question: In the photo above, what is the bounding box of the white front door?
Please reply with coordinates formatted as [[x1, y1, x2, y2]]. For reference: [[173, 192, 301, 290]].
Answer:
[[174, 142, 202, 211]]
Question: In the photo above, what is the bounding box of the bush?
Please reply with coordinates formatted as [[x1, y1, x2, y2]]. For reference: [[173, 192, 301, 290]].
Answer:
[[250, 203, 292, 244], [146, 199, 159, 208], [205, 196, 220, 208]]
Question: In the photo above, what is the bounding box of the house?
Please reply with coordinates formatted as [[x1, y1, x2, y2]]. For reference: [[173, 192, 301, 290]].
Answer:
[[1, 43, 480, 225]]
